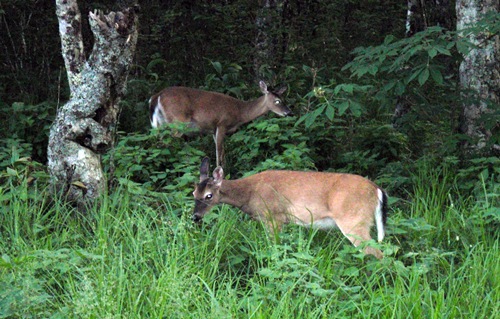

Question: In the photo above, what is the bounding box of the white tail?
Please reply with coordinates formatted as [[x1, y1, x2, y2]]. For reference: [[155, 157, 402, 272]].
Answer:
[[375, 188, 387, 242], [149, 81, 292, 167], [193, 157, 388, 259]]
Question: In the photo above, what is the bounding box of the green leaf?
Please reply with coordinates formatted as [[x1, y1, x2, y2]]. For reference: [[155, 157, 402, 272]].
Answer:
[[435, 46, 452, 56], [211, 61, 223, 74], [343, 84, 354, 94], [258, 267, 281, 279], [130, 164, 144, 172], [304, 105, 326, 128], [354, 66, 369, 78], [325, 105, 335, 121], [333, 85, 341, 95], [418, 68, 429, 86], [395, 81, 406, 95], [429, 67, 444, 85], [483, 207, 500, 221], [344, 266, 360, 277], [349, 101, 363, 117], [384, 34, 395, 45], [1, 254, 12, 267], [406, 67, 423, 84], [428, 47, 438, 58], [368, 64, 378, 75], [266, 124, 280, 132], [6, 167, 17, 177], [291, 252, 314, 260], [382, 81, 396, 92], [456, 41, 470, 55], [337, 101, 349, 116], [229, 63, 242, 70], [334, 84, 354, 95]]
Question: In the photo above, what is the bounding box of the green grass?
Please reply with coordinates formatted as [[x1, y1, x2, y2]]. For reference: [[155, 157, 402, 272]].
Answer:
[[0, 167, 499, 318]]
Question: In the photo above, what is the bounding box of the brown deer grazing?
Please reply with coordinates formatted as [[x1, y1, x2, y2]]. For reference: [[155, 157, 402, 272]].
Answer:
[[149, 81, 292, 167], [193, 158, 388, 259]]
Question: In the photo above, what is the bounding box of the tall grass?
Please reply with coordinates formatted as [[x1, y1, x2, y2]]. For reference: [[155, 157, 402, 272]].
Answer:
[[0, 166, 499, 318]]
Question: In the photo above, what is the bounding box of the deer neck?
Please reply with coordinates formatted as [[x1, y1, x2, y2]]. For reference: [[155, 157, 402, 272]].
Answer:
[[240, 95, 268, 124], [219, 179, 252, 211]]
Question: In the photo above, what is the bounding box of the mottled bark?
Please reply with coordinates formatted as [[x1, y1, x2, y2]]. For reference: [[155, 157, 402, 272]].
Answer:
[[456, 0, 500, 154], [55, 0, 85, 96], [48, 1, 138, 208]]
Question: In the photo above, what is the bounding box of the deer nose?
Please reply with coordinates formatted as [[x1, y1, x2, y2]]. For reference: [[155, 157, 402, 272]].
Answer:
[[192, 214, 202, 223], [284, 109, 293, 116]]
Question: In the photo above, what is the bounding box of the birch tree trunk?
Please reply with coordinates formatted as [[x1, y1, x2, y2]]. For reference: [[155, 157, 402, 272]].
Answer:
[[48, 0, 138, 208], [456, 0, 500, 154]]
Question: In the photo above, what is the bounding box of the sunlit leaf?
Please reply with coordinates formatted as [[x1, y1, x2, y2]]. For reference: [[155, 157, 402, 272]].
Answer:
[[71, 181, 87, 189]]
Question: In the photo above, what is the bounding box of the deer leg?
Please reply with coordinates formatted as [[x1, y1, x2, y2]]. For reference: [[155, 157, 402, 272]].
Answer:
[[214, 127, 226, 167], [212, 133, 217, 159], [262, 216, 283, 242], [336, 220, 383, 259]]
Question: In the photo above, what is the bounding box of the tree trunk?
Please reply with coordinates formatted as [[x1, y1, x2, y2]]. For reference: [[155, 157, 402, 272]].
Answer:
[[254, 0, 286, 80], [406, 0, 426, 37], [48, 0, 138, 208], [456, 0, 500, 154]]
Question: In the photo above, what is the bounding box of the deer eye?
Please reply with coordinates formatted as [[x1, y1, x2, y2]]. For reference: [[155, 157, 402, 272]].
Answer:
[[205, 194, 213, 200], [274, 99, 281, 105]]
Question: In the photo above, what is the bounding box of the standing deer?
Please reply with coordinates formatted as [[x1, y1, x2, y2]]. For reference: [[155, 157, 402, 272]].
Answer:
[[193, 158, 388, 259], [149, 81, 292, 167]]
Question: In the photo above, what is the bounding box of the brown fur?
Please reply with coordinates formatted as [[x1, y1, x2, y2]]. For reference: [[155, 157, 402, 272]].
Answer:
[[193, 158, 388, 259], [150, 81, 292, 167]]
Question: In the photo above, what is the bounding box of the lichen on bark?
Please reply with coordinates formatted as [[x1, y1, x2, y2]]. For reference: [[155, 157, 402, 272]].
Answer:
[[456, 0, 500, 154], [48, 1, 138, 208]]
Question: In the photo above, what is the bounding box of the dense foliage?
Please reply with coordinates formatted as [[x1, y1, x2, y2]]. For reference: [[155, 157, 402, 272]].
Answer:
[[0, 158, 498, 317], [0, 0, 499, 317]]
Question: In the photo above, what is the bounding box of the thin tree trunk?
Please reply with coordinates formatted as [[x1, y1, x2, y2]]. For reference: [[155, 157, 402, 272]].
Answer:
[[456, 0, 499, 154], [406, 0, 425, 37], [254, 0, 285, 80], [48, 1, 138, 208]]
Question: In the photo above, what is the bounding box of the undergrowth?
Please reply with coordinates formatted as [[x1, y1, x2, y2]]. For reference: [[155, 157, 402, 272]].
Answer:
[[0, 158, 499, 318]]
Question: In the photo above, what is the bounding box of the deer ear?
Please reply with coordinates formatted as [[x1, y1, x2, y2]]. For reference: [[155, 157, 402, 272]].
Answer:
[[200, 157, 210, 182], [213, 166, 224, 187], [275, 85, 287, 96], [259, 80, 269, 94]]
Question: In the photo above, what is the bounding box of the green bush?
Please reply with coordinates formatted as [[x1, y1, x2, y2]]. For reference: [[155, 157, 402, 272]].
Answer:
[[0, 102, 54, 163]]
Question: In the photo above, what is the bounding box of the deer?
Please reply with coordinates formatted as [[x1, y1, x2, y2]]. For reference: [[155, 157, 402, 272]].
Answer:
[[149, 81, 292, 167], [192, 157, 388, 259]]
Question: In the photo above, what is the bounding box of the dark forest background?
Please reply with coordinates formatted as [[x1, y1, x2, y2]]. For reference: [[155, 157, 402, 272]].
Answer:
[[0, 0, 498, 200]]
